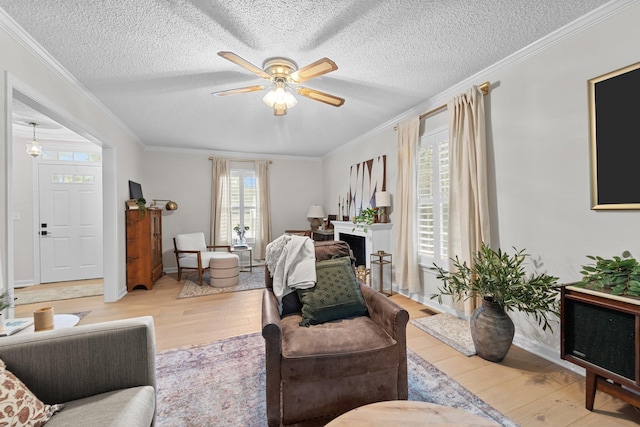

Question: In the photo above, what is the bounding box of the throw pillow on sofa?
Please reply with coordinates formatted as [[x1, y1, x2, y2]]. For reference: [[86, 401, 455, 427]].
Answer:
[[297, 256, 368, 326], [0, 358, 63, 426]]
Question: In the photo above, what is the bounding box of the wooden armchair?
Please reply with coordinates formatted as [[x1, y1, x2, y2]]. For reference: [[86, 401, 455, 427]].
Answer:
[[173, 232, 233, 286]]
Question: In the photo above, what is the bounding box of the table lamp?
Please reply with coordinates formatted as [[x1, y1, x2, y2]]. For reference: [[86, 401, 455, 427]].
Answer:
[[375, 191, 391, 223], [307, 205, 325, 231]]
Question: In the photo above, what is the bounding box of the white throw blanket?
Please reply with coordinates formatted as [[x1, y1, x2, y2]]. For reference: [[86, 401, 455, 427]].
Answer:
[[265, 235, 316, 313]]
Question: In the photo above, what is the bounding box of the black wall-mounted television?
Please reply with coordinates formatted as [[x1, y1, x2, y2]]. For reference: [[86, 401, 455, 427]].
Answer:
[[129, 180, 143, 200]]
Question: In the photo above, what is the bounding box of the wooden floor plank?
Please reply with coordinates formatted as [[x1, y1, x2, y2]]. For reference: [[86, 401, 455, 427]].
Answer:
[[11, 274, 640, 426]]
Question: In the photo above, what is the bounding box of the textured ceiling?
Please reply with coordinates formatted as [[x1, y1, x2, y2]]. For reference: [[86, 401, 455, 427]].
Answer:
[[1, 0, 611, 157]]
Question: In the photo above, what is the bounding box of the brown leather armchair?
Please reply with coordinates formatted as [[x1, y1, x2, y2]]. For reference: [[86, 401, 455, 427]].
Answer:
[[262, 240, 409, 426]]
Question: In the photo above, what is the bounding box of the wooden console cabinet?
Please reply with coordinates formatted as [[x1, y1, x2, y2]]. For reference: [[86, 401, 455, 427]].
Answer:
[[125, 208, 163, 291], [561, 285, 640, 410]]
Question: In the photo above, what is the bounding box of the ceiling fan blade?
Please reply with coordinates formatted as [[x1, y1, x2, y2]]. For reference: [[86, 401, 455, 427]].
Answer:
[[217, 51, 271, 80], [296, 87, 345, 107], [211, 85, 265, 96], [289, 58, 338, 83]]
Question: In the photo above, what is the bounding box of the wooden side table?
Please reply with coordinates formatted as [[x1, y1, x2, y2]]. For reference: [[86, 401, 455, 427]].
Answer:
[[326, 401, 500, 426], [16, 314, 80, 335]]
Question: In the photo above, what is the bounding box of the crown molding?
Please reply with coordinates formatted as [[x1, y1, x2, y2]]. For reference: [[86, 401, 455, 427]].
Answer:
[[327, 0, 638, 158], [143, 144, 322, 162], [0, 8, 144, 148]]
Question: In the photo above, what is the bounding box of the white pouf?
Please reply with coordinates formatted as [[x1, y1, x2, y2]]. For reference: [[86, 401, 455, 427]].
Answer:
[[209, 253, 240, 288]]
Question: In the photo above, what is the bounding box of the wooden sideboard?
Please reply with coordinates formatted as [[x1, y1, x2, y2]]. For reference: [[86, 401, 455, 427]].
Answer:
[[561, 285, 640, 410], [125, 208, 163, 291]]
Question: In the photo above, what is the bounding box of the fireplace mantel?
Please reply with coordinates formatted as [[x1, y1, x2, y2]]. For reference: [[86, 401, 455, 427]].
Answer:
[[332, 221, 392, 268]]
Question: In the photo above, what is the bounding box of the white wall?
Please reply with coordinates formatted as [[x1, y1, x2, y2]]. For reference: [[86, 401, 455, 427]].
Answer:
[[141, 150, 322, 269], [11, 135, 33, 284], [322, 127, 397, 221], [321, 1, 640, 365], [1, 19, 144, 301], [483, 2, 640, 359]]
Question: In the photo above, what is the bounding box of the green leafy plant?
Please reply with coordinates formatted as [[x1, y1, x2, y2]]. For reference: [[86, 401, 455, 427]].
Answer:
[[352, 207, 377, 232], [430, 243, 560, 331], [577, 251, 640, 297], [136, 197, 147, 219]]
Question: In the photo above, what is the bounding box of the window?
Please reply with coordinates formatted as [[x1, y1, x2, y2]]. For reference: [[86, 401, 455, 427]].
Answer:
[[230, 166, 257, 243], [418, 127, 449, 264]]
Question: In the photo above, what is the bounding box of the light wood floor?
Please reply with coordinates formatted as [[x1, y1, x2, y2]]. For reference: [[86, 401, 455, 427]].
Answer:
[[13, 274, 640, 426]]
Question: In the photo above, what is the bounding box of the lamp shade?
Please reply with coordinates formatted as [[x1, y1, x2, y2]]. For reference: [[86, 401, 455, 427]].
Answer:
[[306, 205, 325, 219], [375, 191, 391, 207]]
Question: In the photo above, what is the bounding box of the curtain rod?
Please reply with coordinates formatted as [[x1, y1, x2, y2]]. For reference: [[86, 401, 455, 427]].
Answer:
[[394, 81, 491, 131], [208, 157, 272, 164]]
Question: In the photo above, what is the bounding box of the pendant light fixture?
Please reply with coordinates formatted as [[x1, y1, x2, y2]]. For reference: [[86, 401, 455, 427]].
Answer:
[[26, 122, 43, 158]]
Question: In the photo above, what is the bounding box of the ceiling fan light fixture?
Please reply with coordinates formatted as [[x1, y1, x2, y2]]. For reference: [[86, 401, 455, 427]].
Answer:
[[263, 80, 297, 113], [215, 51, 344, 113], [274, 104, 287, 116], [282, 90, 297, 108], [25, 122, 43, 158]]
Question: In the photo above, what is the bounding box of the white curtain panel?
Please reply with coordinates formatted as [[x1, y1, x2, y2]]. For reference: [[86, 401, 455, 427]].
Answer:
[[447, 86, 491, 316], [210, 158, 231, 246], [394, 117, 421, 292], [255, 160, 272, 260]]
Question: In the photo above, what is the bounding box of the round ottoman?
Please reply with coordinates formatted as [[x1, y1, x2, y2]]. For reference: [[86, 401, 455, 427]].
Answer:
[[209, 253, 240, 288]]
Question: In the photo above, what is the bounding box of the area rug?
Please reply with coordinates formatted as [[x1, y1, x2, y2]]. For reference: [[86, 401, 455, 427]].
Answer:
[[177, 269, 265, 299], [155, 332, 518, 427], [411, 313, 476, 357], [14, 283, 104, 305]]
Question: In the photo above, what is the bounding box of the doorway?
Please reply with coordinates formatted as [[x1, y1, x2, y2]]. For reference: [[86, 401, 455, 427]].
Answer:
[[6, 77, 119, 314], [12, 99, 104, 288]]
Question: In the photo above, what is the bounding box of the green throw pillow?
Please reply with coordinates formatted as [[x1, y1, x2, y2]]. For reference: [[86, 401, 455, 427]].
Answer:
[[297, 256, 368, 327]]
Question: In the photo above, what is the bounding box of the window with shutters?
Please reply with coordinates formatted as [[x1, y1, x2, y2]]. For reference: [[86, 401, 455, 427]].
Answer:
[[417, 127, 449, 265], [230, 166, 257, 244]]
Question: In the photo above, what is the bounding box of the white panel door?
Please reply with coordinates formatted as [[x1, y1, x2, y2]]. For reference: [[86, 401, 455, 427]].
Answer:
[[39, 164, 103, 283]]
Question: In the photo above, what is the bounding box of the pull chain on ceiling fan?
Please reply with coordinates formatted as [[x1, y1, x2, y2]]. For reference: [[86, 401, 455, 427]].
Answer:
[[212, 51, 345, 116]]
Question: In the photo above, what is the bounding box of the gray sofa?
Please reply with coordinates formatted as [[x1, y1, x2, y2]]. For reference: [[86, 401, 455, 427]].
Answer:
[[0, 316, 156, 427]]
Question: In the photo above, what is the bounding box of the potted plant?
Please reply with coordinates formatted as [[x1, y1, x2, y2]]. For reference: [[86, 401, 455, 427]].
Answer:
[[136, 197, 147, 219], [430, 243, 560, 362], [576, 251, 640, 297], [352, 207, 377, 232]]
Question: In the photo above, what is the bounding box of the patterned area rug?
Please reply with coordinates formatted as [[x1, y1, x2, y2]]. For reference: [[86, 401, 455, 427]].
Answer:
[[177, 269, 265, 298], [411, 313, 476, 357], [14, 283, 103, 305], [155, 332, 518, 426]]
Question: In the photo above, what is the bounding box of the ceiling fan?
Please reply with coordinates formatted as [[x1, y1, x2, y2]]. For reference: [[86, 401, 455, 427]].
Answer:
[[212, 51, 345, 116]]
